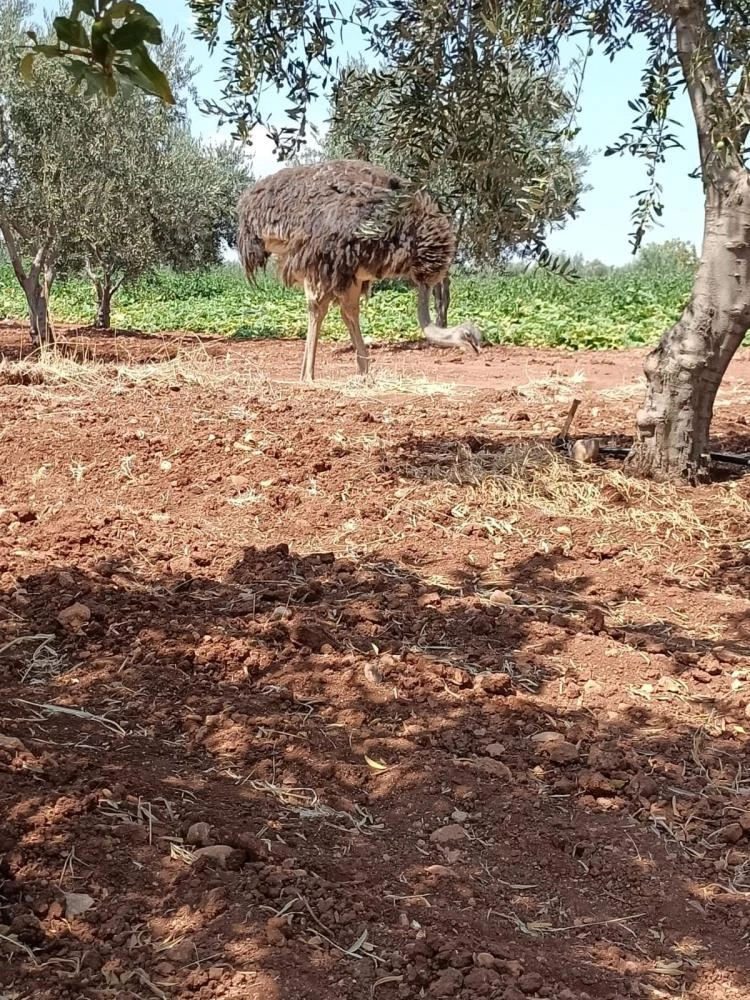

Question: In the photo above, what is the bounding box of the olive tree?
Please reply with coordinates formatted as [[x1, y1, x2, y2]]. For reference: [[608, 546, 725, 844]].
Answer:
[[31, 0, 750, 479], [325, 57, 586, 323], [70, 114, 251, 327], [1, 2, 250, 336], [0, 0, 80, 342]]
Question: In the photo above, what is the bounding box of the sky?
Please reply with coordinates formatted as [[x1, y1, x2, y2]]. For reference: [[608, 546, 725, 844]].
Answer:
[[54, 1, 710, 266]]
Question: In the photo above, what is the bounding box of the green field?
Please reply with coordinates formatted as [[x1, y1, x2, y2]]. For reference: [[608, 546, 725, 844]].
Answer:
[[0, 261, 694, 350]]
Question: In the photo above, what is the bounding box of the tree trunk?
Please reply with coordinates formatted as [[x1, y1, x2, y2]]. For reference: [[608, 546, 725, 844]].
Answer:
[[22, 275, 53, 347], [0, 213, 54, 346], [417, 282, 432, 329], [628, 170, 750, 481], [432, 275, 451, 327], [95, 280, 113, 329]]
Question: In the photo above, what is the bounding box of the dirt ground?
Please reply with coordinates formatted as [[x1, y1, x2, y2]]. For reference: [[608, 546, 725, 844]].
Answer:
[[0, 322, 749, 1000]]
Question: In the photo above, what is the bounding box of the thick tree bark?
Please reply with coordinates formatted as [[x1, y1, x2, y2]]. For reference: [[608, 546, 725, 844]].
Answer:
[[0, 211, 55, 346], [22, 275, 53, 346], [432, 275, 451, 327], [628, 1, 750, 480], [94, 280, 114, 329], [629, 171, 750, 480], [87, 264, 123, 329]]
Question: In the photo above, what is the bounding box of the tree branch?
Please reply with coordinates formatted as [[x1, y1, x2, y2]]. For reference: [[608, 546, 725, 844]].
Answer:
[[0, 207, 28, 285], [670, 0, 743, 178], [28, 237, 54, 285]]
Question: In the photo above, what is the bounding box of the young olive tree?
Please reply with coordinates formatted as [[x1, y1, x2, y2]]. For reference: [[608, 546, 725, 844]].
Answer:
[[2, 2, 250, 335], [0, 0, 80, 342], [33, 0, 750, 478], [69, 114, 251, 327]]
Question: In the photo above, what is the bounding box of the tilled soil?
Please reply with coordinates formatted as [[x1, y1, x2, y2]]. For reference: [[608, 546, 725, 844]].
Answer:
[[1, 324, 750, 1000]]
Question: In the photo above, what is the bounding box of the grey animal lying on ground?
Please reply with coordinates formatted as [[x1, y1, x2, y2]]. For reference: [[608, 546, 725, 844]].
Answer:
[[422, 321, 483, 354]]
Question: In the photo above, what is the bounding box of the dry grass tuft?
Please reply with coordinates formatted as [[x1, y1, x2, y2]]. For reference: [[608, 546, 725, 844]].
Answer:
[[405, 443, 750, 546], [516, 370, 586, 403], [0, 344, 271, 394], [307, 370, 459, 398]]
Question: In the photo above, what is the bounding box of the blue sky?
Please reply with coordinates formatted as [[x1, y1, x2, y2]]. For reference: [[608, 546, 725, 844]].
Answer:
[[67, 2, 712, 265]]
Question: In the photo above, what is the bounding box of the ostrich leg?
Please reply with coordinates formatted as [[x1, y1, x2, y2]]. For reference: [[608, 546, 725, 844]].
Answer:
[[338, 284, 369, 376], [301, 286, 332, 382]]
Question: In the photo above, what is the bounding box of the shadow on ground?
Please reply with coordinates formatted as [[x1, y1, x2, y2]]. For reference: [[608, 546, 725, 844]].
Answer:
[[1, 542, 749, 1000]]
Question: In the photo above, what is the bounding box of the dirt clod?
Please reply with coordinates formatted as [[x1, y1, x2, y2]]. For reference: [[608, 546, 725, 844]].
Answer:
[[56, 601, 91, 629], [430, 824, 469, 845], [186, 821, 213, 846]]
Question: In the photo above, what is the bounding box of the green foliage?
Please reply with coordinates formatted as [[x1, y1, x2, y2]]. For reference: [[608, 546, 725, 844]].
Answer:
[[0, 260, 696, 349], [24, 1, 175, 104], [2, 4, 251, 327], [325, 58, 587, 272]]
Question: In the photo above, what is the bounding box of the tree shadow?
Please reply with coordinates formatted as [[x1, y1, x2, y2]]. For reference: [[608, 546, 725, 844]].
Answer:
[[1, 541, 749, 999]]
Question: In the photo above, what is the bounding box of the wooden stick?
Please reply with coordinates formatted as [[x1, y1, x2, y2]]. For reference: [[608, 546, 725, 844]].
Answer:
[[556, 398, 581, 442]]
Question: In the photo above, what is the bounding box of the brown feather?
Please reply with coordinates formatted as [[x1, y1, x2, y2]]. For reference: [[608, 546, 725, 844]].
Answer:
[[237, 159, 456, 295]]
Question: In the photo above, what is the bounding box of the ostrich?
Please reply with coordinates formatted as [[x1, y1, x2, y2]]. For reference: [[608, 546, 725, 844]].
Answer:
[[237, 159, 472, 381]]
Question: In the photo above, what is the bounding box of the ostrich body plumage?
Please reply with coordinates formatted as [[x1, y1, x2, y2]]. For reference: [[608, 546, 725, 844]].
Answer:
[[237, 159, 457, 380]]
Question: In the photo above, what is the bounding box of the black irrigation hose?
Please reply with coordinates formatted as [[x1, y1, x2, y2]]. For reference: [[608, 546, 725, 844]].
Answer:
[[594, 445, 750, 467]]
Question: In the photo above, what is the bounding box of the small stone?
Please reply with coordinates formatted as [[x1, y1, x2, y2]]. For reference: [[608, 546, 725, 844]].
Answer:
[[488, 590, 514, 606], [739, 812, 750, 832], [271, 605, 292, 620], [474, 672, 512, 696], [430, 968, 464, 996], [193, 844, 235, 866], [64, 892, 95, 918], [207, 967, 224, 981], [546, 741, 579, 764], [0, 734, 27, 753], [518, 971, 544, 994], [484, 742, 506, 758], [474, 757, 512, 780], [450, 809, 469, 823], [57, 602, 91, 630], [186, 822, 212, 847], [720, 823, 744, 844], [160, 460, 173, 472], [474, 952, 496, 968], [429, 824, 468, 845], [418, 592, 441, 607]]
